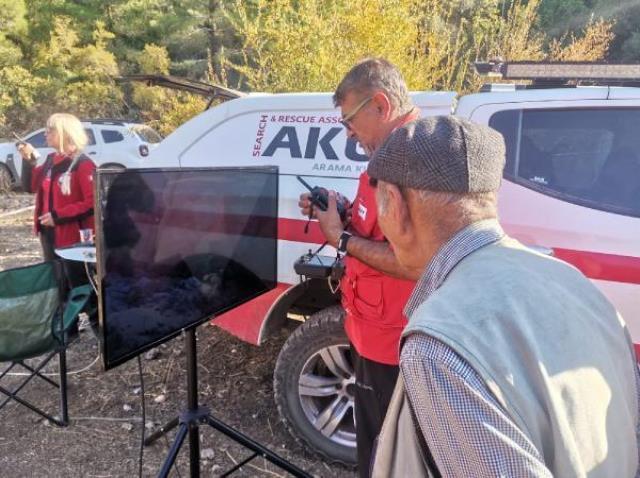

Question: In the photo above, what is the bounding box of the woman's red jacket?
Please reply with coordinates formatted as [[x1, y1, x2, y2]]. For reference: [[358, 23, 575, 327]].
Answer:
[[22, 153, 96, 248]]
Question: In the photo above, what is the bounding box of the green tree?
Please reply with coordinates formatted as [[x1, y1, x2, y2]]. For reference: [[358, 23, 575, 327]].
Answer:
[[536, 0, 590, 36], [23, 0, 215, 77], [0, 0, 622, 141], [224, 0, 613, 94], [130, 44, 207, 135], [0, 15, 125, 136], [604, 1, 640, 62], [32, 17, 124, 119], [0, 0, 27, 68], [0, 0, 40, 134], [536, 0, 640, 62], [548, 18, 614, 61], [0, 66, 44, 135]]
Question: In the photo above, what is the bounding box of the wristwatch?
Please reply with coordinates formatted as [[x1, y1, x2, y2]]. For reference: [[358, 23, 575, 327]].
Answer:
[[337, 231, 352, 254]]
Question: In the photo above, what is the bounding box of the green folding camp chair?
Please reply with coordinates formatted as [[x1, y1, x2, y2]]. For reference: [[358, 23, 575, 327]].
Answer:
[[0, 260, 92, 426]]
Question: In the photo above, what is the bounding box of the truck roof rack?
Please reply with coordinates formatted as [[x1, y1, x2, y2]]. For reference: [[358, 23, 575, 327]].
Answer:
[[474, 61, 640, 88], [82, 118, 132, 125], [116, 74, 245, 109]]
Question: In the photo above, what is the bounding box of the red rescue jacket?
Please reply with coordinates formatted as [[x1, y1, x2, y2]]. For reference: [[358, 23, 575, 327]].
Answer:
[[23, 153, 96, 248], [341, 172, 415, 365]]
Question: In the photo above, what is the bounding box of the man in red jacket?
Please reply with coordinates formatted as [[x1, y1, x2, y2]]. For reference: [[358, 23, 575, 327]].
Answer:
[[299, 58, 418, 477]]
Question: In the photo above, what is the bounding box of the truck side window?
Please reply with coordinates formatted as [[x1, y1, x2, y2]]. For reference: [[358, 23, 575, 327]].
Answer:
[[28, 129, 95, 147], [101, 129, 124, 144], [27, 131, 47, 148], [490, 108, 640, 217]]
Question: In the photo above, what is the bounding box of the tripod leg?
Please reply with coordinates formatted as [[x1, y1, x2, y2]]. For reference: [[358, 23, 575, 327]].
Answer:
[[204, 414, 311, 478], [189, 422, 200, 478], [145, 416, 180, 446], [158, 423, 189, 478]]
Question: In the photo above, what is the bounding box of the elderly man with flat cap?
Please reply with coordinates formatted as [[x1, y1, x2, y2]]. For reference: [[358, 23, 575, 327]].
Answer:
[[368, 116, 640, 478]]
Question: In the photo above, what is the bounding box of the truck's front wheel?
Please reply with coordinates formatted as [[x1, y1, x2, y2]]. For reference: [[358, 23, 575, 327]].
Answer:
[[0, 164, 15, 192], [274, 305, 357, 466]]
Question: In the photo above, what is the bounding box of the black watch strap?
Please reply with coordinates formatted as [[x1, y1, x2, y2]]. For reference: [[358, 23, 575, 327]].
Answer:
[[337, 231, 352, 254]]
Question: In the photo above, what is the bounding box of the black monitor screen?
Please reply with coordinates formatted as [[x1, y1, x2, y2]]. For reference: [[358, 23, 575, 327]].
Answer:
[[95, 167, 278, 370]]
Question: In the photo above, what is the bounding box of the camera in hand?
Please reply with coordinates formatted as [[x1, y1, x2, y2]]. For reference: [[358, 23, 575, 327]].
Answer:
[[294, 252, 344, 282], [297, 176, 347, 222], [13, 132, 40, 162], [12, 132, 26, 147]]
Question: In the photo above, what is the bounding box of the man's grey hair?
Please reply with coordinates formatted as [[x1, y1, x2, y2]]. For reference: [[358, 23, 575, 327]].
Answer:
[[333, 58, 413, 114], [377, 184, 498, 242]]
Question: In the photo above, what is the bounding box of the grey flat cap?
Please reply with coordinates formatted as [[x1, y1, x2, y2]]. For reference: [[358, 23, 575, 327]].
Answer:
[[368, 116, 506, 193]]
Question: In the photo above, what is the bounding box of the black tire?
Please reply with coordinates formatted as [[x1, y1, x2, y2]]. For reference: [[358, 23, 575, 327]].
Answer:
[[0, 164, 15, 193], [274, 305, 357, 466]]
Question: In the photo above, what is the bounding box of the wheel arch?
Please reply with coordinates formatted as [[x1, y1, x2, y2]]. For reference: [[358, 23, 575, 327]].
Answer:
[[97, 162, 126, 170], [0, 162, 17, 183], [257, 278, 341, 344]]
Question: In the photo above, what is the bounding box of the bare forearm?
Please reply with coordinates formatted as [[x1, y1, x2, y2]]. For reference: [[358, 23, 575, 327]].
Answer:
[[346, 235, 416, 280]]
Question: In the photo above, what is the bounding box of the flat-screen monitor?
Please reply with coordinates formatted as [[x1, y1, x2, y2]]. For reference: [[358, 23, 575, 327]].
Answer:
[[95, 167, 278, 370]]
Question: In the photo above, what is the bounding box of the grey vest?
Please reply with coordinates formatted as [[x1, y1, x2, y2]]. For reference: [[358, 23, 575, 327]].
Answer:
[[374, 238, 638, 477]]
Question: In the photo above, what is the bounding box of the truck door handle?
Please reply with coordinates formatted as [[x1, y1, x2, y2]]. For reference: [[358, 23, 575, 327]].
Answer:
[[88, 151, 96, 155]]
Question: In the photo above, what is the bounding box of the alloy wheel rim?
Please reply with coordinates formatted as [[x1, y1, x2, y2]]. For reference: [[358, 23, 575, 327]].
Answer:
[[298, 343, 356, 448]]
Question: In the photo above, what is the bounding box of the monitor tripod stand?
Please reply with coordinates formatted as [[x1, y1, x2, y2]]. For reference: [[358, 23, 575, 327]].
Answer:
[[144, 327, 311, 478]]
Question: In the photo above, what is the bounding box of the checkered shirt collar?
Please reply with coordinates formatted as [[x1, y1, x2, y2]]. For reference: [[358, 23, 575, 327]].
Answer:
[[404, 219, 505, 318]]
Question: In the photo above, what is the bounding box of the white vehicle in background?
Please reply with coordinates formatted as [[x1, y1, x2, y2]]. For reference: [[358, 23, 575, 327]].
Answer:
[[0, 119, 162, 187], [134, 64, 640, 466]]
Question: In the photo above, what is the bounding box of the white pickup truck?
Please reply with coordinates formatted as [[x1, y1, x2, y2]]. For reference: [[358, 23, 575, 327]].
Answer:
[[145, 62, 640, 465]]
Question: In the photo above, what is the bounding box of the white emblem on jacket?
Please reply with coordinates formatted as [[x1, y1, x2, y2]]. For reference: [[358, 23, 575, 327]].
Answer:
[[358, 202, 367, 220]]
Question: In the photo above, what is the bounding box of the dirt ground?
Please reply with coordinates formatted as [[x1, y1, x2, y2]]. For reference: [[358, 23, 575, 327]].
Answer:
[[0, 193, 354, 477]]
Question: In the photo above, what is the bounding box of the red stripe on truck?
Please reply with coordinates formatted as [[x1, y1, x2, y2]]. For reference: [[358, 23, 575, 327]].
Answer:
[[216, 219, 640, 346], [553, 248, 640, 285], [278, 218, 640, 286], [278, 217, 326, 244]]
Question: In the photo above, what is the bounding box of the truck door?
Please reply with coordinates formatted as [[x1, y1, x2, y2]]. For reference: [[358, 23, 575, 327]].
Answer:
[[83, 127, 102, 163], [470, 99, 640, 346]]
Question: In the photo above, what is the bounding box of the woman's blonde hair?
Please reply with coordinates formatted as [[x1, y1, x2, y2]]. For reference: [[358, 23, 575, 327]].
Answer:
[[46, 113, 89, 195], [46, 113, 87, 157]]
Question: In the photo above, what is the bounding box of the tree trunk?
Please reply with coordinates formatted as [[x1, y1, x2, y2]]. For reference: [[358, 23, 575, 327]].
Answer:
[[207, 0, 223, 84]]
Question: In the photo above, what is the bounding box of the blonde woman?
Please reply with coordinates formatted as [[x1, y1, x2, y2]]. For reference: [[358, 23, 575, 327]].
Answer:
[[18, 113, 96, 286]]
